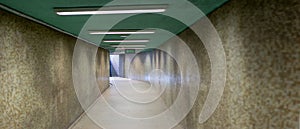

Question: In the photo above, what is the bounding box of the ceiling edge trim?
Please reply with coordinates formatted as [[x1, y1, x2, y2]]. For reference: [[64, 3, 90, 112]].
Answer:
[[0, 4, 106, 49]]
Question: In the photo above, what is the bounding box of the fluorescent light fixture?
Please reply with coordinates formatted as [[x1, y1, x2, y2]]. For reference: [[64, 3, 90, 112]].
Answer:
[[115, 48, 145, 50], [111, 45, 146, 48], [57, 9, 165, 15], [55, 5, 168, 15], [89, 30, 155, 35], [103, 39, 149, 43]]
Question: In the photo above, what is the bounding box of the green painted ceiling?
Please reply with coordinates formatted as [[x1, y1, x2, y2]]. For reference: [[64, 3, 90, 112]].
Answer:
[[0, 0, 227, 52]]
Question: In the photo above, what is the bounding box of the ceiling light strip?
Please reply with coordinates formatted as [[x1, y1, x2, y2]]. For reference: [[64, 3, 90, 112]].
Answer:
[[103, 40, 149, 43], [111, 45, 146, 47], [57, 9, 166, 15], [55, 5, 168, 15], [112, 47, 146, 49], [89, 30, 155, 35]]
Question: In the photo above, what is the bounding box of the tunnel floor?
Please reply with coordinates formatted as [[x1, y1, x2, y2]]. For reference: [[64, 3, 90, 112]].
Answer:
[[70, 77, 183, 129]]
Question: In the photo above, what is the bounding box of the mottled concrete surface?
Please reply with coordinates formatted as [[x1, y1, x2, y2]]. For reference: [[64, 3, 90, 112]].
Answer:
[[72, 40, 110, 111], [194, 0, 300, 128], [0, 10, 109, 129], [127, 40, 203, 129], [127, 50, 181, 107], [125, 0, 300, 128], [96, 47, 110, 94]]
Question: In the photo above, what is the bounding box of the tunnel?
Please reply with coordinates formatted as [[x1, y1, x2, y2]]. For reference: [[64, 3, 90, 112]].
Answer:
[[0, 0, 299, 129]]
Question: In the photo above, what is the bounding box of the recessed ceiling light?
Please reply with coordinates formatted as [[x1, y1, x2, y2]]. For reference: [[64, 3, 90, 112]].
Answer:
[[103, 39, 149, 43], [111, 45, 146, 48], [89, 30, 155, 35], [115, 48, 145, 50], [55, 5, 168, 15]]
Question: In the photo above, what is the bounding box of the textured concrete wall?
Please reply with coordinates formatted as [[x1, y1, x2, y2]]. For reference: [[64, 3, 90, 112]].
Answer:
[[96, 48, 110, 93], [126, 0, 300, 128], [0, 10, 109, 129], [124, 54, 135, 78], [127, 50, 181, 106], [72, 40, 110, 110], [127, 39, 203, 129], [119, 54, 125, 77]]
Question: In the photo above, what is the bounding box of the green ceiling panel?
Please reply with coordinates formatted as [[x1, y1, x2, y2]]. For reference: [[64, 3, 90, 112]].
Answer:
[[0, 0, 228, 52]]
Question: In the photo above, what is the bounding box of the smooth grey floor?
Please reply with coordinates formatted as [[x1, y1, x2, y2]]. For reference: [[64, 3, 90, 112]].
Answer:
[[70, 77, 184, 129]]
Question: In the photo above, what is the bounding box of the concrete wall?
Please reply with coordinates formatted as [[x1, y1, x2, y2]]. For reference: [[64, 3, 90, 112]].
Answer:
[[0, 10, 110, 129], [96, 48, 110, 93], [125, 0, 300, 128], [119, 54, 125, 77], [126, 39, 203, 129]]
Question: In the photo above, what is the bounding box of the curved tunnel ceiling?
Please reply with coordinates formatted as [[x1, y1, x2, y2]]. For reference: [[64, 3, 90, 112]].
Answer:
[[0, 0, 227, 52]]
